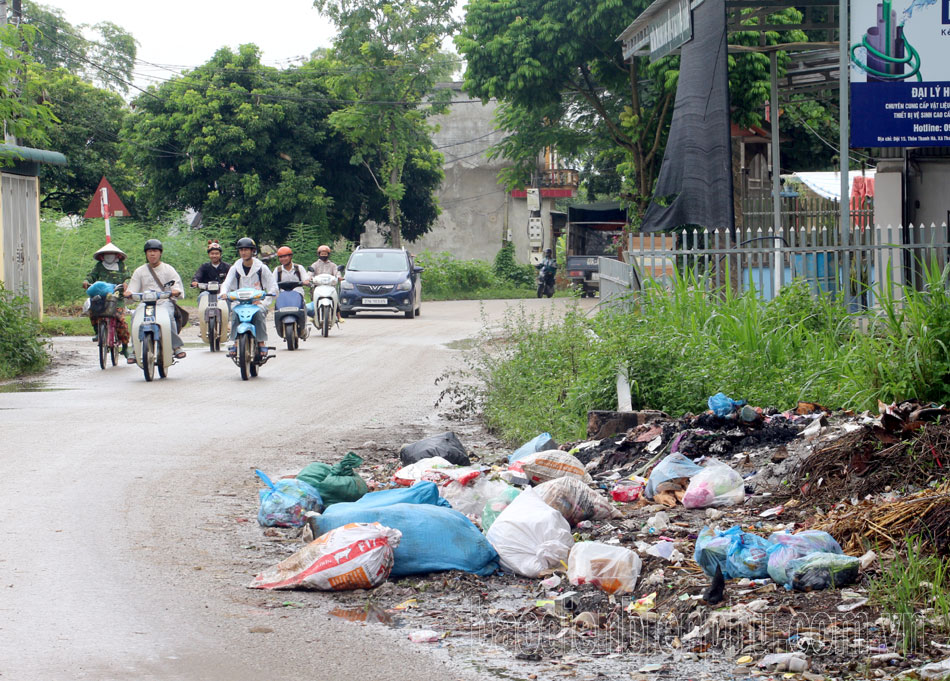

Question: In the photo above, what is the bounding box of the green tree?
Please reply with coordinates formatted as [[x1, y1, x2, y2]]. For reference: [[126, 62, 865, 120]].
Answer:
[[22, 1, 138, 93], [122, 45, 335, 244], [21, 67, 134, 213], [313, 0, 457, 247], [0, 24, 56, 159]]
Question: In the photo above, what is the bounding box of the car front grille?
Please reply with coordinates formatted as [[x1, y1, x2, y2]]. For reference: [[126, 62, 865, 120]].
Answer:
[[357, 284, 394, 294]]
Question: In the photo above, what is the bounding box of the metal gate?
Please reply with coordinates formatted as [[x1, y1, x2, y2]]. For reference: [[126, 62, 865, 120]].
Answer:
[[598, 256, 638, 308], [1, 173, 42, 316]]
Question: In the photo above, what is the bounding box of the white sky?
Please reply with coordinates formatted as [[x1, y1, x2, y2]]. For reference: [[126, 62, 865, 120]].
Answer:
[[38, 0, 339, 89]]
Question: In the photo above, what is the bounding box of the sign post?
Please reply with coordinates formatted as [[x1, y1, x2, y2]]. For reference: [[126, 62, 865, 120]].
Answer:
[[84, 177, 130, 244]]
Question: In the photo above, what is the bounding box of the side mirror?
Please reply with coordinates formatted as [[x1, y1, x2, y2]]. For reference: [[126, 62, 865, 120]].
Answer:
[[413, 266, 424, 274], [337, 266, 345, 275], [307, 265, 315, 274]]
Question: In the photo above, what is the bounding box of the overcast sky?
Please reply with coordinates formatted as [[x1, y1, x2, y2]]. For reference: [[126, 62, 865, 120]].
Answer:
[[39, 0, 340, 89]]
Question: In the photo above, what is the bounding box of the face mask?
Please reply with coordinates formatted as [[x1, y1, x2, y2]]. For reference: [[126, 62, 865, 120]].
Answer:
[[319, 255, 329, 261], [102, 254, 118, 265]]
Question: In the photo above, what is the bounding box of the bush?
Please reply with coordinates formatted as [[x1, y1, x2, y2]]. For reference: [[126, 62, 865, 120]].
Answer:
[[493, 241, 536, 288], [0, 283, 48, 379], [415, 250, 508, 297]]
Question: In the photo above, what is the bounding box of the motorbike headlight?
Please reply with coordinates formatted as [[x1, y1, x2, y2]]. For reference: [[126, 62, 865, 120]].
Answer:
[[396, 279, 412, 291], [341, 280, 354, 290]]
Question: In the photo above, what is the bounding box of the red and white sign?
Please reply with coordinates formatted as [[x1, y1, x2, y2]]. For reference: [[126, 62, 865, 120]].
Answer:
[[83, 177, 129, 219]]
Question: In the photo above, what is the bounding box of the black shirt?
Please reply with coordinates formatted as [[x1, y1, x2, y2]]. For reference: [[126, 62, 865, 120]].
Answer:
[[192, 261, 231, 284]]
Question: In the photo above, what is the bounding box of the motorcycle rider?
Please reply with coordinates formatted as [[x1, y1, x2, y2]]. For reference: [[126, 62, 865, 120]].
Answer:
[[123, 239, 187, 362], [82, 242, 130, 357], [219, 237, 278, 357], [191, 240, 232, 342], [309, 244, 343, 323], [536, 248, 557, 296], [272, 245, 310, 295]]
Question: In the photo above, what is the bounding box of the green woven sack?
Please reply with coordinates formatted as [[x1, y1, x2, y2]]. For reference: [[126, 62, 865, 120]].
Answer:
[[297, 452, 369, 507]]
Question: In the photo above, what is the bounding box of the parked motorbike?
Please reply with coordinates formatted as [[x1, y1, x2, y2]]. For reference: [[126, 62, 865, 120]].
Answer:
[[225, 288, 274, 380], [129, 288, 177, 382], [536, 263, 556, 298], [197, 281, 228, 352], [308, 272, 340, 338], [273, 278, 309, 351]]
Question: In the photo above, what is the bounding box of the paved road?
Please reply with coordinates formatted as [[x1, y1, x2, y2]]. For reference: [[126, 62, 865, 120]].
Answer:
[[0, 297, 589, 680]]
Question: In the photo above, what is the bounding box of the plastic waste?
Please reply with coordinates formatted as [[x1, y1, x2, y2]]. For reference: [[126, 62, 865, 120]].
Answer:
[[643, 453, 704, 500], [485, 487, 573, 578], [351, 480, 450, 509], [567, 542, 642, 595], [481, 486, 521, 532], [439, 474, 511, 519], [509, 432, 557, 463], [695, 525, 762, 579], [519, 450, 592, 485], [310, 502, 499, 577], [408, 630, 440, 643], [766, 530, 842, 585], [758, 653, 809, 673], [682, 460, 746, 508], [534, 476, 621, 526], [399, 432, 471, 466], [707, 392, 746, 417], [644, 511, 670, 533], [725, 529, 773, 579], [248, 522, 401, 590], [256, 469, 323, 528], [393, 457, 484, 487], [610, 478, 645, 502], [86, 281, 116, 298], [296, 452, 369, 507], [785, 552, 861, 591]]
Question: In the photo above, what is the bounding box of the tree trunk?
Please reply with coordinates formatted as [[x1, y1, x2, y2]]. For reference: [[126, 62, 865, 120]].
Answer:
[[388, 165, 402, 248]]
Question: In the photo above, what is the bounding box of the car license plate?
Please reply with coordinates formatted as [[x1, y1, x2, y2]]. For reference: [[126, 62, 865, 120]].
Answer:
[[362, 298, 387, 305]]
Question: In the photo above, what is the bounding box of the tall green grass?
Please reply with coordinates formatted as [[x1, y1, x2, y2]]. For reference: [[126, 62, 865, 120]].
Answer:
[[460, 266, 950, 443], [415, 248, 537, 300]]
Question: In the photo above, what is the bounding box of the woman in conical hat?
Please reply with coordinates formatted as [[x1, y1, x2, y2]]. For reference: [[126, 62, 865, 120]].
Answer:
[[83, 242, 130, 355]]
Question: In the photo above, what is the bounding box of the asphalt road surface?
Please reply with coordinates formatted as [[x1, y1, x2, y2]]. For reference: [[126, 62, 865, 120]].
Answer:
[[0, 297, 590, 681]]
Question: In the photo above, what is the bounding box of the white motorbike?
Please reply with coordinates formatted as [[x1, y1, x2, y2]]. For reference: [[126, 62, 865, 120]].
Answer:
[[129, 289, 178, 382], [197, 281, 228, 352], [309, 273, 340, 337]]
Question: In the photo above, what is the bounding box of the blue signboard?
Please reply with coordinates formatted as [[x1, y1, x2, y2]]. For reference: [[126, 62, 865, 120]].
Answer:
[[850, 0, 950, 147]]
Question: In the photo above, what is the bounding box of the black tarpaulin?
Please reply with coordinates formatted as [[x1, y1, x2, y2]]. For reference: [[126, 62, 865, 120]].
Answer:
[[567, 201, 627, 226], [641, 0, 735, 235]]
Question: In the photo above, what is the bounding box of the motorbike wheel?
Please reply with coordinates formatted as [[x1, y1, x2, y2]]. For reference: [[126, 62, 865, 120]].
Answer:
[[157, 338, 167, 379], [239, 334, 252, 381], [142, 334, 155, 382], [98, 320, 108, 370], [536, 284, 544, 298], [286, 325, 297, 351], [546, 285, 554, 299], [209, 315, 218, 352], [322, 310, 330, 336]]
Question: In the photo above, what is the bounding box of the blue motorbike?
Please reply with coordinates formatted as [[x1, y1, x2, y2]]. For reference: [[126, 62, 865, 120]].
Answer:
[[225, 288, 274, 380], [273, 278, 309, 351]]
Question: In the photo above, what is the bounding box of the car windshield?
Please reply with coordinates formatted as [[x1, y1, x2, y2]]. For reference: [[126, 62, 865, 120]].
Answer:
[[347, 251, 408, 273]]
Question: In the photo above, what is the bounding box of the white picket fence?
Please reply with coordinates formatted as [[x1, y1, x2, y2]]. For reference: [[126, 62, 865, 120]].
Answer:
[[598, 223, 950, 308]]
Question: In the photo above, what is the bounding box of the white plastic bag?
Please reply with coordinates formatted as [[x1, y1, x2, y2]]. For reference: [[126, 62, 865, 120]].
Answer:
[[439, 474, 512, 519], [534, 476, 620, 526], [393, 457, 484, 487], [248, 522, 402, 590], [681, 459, 745, 508], [485, 487, 573, 577], [519, 450, 592, 485], [567, 542, 642, 595]]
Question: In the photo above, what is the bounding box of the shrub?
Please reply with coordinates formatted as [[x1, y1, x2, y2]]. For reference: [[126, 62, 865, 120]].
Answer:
[[493, 241, 535, 288], [0, 283, 48, 379], [415, 250, 502, 296]]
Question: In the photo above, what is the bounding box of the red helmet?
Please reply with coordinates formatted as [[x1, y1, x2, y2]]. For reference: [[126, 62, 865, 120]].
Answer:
[[277, 246, 293, 257]]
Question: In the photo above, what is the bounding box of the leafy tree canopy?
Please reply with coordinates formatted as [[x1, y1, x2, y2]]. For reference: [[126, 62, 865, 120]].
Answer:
[[0, 24, 57, 161], [122, 45, 336, 244]]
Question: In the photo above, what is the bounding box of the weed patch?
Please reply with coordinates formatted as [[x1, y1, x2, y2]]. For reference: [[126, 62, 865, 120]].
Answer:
[[0, 284, 48, 379]]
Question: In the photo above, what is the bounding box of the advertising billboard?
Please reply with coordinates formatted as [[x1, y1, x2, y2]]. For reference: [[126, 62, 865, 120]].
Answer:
[[850, 0, 950, 147]]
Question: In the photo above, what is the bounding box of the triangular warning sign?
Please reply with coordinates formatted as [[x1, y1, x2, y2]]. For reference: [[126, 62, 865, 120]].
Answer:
[[84, 177, 130, 219]]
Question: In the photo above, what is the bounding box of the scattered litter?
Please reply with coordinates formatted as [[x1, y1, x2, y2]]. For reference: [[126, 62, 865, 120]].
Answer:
[[408, 630, 440, 643], [567, 542, 642, 595]]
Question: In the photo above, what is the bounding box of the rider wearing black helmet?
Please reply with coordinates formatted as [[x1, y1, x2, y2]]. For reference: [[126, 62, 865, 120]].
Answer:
[[123, 238, 187, 362], [219, 237, 278, 356]]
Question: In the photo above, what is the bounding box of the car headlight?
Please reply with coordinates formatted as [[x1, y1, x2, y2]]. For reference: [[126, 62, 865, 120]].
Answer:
[[396, 279, 412, 291], [341, 280, 354, 290]]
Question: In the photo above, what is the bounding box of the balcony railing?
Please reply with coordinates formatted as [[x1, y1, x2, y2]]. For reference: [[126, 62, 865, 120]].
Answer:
[[533, 168, 579, 189]]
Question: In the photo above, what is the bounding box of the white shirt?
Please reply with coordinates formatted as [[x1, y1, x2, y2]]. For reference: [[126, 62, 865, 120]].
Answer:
[[127, 261, 184, 310], [221, 257, 278, 305], [272, 262, 309, 296]]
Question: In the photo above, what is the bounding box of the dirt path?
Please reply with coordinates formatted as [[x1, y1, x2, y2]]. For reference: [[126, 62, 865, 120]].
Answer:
[[0, 297, 592, 680]]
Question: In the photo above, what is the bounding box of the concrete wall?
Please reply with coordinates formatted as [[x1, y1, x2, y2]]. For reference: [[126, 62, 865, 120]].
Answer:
[[906, 159, 950, 229]]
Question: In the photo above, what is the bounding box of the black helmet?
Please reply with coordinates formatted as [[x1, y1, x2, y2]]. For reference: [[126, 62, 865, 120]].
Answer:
[[144, 238, 163, 252], [236, 237, 256, 254], [544, 248, 553, 256]]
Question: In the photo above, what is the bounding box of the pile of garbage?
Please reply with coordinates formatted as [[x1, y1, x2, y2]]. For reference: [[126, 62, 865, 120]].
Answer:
[[242, 395, 950, 680]]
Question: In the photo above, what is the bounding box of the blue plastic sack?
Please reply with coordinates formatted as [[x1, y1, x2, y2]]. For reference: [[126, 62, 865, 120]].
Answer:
[[256, 469, 323, 528], [726, 530, 773, 579], [694, 525, 742, 578], [707, 392, 746, 417], [766, 531, 842, 585], [353, 481, 451, 509], [86, 281, 116, 298], [644, 453, 704, 500], [311, 502, 499, 576], [509, 432, 556, 463]]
